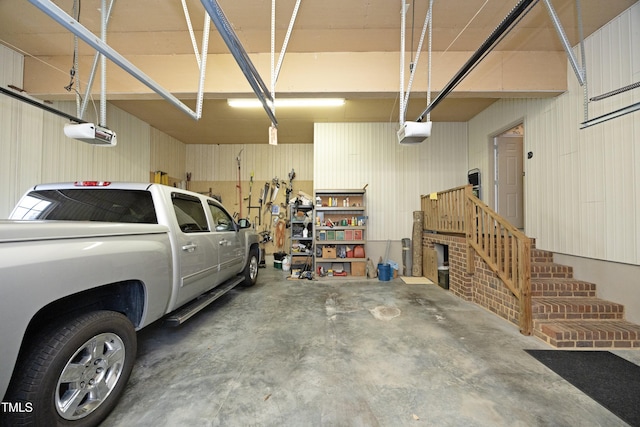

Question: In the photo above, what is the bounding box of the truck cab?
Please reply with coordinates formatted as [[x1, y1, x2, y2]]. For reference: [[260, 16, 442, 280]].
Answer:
[[1, 181, 260, 425]]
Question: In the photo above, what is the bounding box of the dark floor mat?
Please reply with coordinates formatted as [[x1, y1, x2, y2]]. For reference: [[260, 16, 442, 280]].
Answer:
[[526, 350, 640, 426]]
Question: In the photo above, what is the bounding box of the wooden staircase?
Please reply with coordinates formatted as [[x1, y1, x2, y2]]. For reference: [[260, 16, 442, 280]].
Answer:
[[529, 245, 640, 348], [420, 185, 640, 348]]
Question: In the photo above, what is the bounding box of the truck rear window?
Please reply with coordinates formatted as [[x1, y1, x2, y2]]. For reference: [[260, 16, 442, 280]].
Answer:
[[11, 189, 158, 224]]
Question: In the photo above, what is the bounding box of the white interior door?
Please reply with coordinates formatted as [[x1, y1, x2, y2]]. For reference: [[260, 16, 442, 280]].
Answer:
[[496, 136, 524, 229]]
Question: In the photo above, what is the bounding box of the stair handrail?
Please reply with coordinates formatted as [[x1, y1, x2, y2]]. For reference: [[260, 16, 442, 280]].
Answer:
[[421, 185, 468, 234], [421, 185, 532, 335]]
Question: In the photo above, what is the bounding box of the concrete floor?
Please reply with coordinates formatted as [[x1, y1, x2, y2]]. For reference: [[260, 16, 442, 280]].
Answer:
[[101, 267, 640, 427]]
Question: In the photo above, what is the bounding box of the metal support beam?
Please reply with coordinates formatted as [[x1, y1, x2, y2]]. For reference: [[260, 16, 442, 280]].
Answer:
[[1, 87, 87, 124], [180, 0, 211, 120], [201, 0, 278, 127], [28, 0, 201, 120], [80, 0, 115, 120], [274, 0, 303, 85], [590, 81, 640, 102], [542, 0, 585, 87], [416, 0, 538, 121], [402, 2, 432, 123], [580, 101, 640, 129], [100, 0, 108, 126]]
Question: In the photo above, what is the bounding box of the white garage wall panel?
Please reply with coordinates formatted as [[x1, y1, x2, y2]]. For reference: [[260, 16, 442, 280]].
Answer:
[[468, 3, 640, 265], [0, 44, 42, 217], [0, 45, 22, 84], [186, 144, 313, 182], [314, 122, 468, 241], [0, 45, 173, 217], [150, 127, 186, 180], [40, 102, 151, 184]]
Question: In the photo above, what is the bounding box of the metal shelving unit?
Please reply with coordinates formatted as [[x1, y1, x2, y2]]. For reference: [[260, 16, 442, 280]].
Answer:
[[313, 189, 367, 277], [289, 203, 314, 274]]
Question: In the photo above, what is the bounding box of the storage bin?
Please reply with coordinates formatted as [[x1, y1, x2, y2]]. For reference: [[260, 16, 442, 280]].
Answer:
[[438, 267, 450, 290], [322, 247, 337, 258], [378, 263, 391, 281]]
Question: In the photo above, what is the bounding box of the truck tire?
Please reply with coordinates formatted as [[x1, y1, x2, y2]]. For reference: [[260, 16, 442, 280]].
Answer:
[[241, 247, 260, 287], [3, 311, 136, 427]]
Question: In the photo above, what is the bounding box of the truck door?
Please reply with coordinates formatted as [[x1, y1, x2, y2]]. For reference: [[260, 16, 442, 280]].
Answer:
[[207, 201, 243, 282], [172, 194, 219, 306]]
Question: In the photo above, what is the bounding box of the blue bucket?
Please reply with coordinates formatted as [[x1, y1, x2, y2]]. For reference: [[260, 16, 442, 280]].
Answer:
[[378, 263, 391, 281]]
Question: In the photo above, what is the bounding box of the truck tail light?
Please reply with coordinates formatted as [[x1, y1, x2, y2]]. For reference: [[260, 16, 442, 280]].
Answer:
[[74, 181, 112, 187]]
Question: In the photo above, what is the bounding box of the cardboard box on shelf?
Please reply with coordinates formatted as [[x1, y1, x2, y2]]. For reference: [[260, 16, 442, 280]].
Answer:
[[322, 247, 337, 258]]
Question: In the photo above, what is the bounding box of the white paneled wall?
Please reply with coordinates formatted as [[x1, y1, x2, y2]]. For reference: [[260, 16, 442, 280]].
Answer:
[[0, 45, 29, 216], [314, 122, 468, 241], [0, 44, 23, 84], [0, 44, 185, 218], [150, 127, 186, 180], [39, 101, 152, 184], [186, 143, 313, 182], [468, 3, 640, 265]]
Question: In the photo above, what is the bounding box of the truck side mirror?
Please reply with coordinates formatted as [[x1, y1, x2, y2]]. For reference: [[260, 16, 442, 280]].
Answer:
[[237, 218, 251, 229]]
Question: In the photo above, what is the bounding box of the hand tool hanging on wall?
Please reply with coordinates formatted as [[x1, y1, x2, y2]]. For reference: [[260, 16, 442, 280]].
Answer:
[[236, 149, 244, 218], [260, 181, 271, 218], [285, 168, 296, 205], [245, 171, 262, 227], [270, 177, 280, 203]]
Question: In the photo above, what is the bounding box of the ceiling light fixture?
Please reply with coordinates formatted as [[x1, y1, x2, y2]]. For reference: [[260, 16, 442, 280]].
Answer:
[[227, 98, 345, 108]]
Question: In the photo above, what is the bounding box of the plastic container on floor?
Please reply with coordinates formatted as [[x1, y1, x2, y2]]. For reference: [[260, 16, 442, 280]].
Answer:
[[378, 263, 391, 281]]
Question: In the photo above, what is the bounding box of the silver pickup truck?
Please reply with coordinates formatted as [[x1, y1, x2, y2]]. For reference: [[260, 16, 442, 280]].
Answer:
[[0, 181, 260, 426]]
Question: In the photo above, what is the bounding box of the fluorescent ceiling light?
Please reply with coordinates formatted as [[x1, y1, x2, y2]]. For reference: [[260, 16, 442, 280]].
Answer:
[[228, 98, 345, 108]]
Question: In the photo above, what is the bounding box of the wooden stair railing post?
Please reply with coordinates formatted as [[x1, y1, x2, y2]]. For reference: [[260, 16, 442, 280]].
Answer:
[[464, 186, 475, 274], [518, 237, 532, 335]]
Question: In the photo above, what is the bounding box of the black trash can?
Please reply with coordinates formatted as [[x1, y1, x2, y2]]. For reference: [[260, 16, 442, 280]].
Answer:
[[437, 267, 449, 290]]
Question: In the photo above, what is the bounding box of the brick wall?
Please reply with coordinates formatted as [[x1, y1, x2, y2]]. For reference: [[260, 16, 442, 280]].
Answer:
[[423, 232, 520, 327]]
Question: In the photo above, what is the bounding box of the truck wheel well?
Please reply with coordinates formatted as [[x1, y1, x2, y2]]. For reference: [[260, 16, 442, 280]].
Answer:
[[250, 243, 260, 262], [23, 281, 145, 342]]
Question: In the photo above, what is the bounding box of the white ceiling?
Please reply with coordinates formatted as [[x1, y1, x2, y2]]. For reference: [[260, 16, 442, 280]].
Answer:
[[0, 0, 636, 144]]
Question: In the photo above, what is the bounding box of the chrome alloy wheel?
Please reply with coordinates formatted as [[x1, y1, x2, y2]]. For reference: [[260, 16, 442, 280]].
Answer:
[[55, 332, 126, 420], [248, 255, 259, 281]]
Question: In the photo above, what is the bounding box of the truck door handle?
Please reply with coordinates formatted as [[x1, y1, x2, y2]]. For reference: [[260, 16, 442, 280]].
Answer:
[[219, 239, 228, 246], [182, 243, 197, 252]]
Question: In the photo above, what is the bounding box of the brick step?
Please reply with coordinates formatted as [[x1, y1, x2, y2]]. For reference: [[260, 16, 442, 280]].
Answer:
[[531, 279, 597, 298], [530, 249, 554, 263], [533, 319, 640, 348], [532, 297, 624, 320], [530, 262, 573, 279]]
